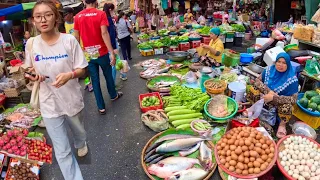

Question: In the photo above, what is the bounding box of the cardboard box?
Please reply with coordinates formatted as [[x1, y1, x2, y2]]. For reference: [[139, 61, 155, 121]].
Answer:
[[10, 64, 28, 80], [141, 49, 154, 56]]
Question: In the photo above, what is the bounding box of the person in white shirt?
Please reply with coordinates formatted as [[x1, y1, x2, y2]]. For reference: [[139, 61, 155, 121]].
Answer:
[[197, 12, 206, 24], [25, 0, 87, 179]]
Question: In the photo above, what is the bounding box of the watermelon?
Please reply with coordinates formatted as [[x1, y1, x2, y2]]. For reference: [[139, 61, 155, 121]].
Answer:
[[299, 98, 309, 108], [305, 91, 319, 99], [310, 95, 320, 105], [308, 102, 318, 111]]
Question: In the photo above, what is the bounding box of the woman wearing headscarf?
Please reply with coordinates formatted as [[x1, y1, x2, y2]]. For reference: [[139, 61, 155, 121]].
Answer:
[[252, 52, 298, 138], [195, 28, 224, 67]]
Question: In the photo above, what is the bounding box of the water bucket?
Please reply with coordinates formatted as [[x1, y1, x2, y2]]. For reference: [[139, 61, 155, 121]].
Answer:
[[245, 33, 251, 40], [228, 82, 246, 102]]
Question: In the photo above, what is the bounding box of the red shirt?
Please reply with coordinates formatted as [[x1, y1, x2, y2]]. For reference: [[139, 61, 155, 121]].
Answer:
[[74, 8, 109, 57]]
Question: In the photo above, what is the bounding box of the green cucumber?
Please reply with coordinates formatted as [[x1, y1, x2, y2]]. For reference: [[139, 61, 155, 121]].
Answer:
[[171, 118, 200, 126], [169, 113, 203, 121], [165, 106, 187, 112], [168, 109, 196, 116], [176, 124, 191, 129]]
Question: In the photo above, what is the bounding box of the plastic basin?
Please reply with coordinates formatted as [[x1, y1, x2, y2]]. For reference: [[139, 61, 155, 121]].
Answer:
[[240, 53, 253, 64], [204, 97, 238, 121], [296, 93, 320, 117]]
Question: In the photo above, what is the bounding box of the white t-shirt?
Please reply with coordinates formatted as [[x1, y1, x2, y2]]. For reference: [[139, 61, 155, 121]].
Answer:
[[25, 33, 88, 118]]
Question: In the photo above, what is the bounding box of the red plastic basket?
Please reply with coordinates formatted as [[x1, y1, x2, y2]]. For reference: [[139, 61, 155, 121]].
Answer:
[[231, 119, 260, 129], [139, 92, 163, 113], [276, 135, 320, 180], [0, 94, 6, 106], [215, 128, 277, 179]]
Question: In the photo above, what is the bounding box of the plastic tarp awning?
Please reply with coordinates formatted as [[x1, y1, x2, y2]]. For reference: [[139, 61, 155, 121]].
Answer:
[[305, 0, 320, 24], [0, 4, 23, 17]]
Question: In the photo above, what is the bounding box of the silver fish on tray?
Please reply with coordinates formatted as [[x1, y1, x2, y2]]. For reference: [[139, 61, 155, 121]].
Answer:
[[147, 157, 201, 179], [199, 141, 213, 170], [179, 143, 200, 157], [156, 137, 208, 153], [155, 80, 177, 88], [167, 168, 208, 180]]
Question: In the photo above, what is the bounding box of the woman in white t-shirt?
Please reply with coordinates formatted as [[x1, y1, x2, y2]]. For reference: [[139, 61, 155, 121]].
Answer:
[[25, 0, 87, 179]]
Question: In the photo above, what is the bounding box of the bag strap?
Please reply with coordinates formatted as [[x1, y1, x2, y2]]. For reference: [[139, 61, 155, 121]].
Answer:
[[26, 37, 35, 68]]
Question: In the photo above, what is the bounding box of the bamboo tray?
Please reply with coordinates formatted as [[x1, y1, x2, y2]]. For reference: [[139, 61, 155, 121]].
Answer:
[[141, 129, 217, 180]]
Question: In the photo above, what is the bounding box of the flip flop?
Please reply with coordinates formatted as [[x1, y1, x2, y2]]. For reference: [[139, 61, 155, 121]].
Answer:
[[99, 109, 106, 115], [88, 86, 93, 92], [111, 92, 123, 101], [276, 124, 287, 139]]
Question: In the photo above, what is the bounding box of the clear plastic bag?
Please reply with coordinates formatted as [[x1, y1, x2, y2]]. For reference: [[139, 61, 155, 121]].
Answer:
[[247, 99, 265, 120], [185, 71, 197, 84], [208, 95, 229, 118]]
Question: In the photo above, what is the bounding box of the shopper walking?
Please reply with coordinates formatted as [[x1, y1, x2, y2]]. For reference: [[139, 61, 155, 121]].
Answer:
[[64, 7, 93, 92], [116, 11, 133, 61], [74, 0, 123, 115], [25, 0, 87, 179], [151, 10, 160, 30]]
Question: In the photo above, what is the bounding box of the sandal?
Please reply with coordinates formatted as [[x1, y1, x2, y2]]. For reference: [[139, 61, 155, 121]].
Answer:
[[276, 124, 287, 139], [88, 85, 93, 92], [111, 92, 123, 101], [99, 109, 106, 115]]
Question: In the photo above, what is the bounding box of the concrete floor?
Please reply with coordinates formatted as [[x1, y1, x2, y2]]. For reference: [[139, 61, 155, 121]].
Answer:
[[37, 38, 288, 180]]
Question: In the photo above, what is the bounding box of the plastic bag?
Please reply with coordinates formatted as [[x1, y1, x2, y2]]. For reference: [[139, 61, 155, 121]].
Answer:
[[305, 58, 320, 76], [185, 71, 197, 84], [120, 60, 130, 73], [208, 95, 230, 118], [247, 99, 264, 120], [259, 107, 277, 126], [141, 110, 169, 132]]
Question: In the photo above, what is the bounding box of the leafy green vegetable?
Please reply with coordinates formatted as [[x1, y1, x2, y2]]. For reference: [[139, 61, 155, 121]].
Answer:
[[163, 85, 210, 112], [137, 42, 152, 49], [151, 40, 164, 48], [170, 37, 180, 46], [138, 34, 150, 39], [14, 44, 23, 52], [196, 26, 211, 35], [160, 36, 171, 47], [178, 36, 189, 42], [158, 29, 169, 36], [231, 24, 246, 32]]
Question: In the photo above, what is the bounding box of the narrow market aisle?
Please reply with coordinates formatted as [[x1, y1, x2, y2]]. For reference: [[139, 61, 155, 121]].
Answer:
[[38, 39, 160, 180]]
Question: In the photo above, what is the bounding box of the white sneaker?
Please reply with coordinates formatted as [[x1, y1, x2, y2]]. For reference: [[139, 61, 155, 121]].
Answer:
[[78, 142, 88, 157]]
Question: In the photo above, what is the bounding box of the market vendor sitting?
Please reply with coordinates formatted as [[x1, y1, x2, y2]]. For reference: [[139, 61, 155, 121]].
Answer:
[[194, 28, 224, 67], [252, 52, 298, 138]]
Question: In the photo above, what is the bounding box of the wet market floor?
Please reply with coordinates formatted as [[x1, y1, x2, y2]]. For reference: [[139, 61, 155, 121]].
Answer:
[[36, 37, 289, 180]]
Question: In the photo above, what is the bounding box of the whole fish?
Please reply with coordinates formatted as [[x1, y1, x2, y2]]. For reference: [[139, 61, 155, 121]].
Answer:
[[179, 143, 200, 157], [145, 153, 162, 163], [149, 154, 173, 164], [199, 141, 213, 170], [148, 157, 201, 178], [154, 134, 196, 144], [166, 168, 208, 180], [156, 138, 207, 153]]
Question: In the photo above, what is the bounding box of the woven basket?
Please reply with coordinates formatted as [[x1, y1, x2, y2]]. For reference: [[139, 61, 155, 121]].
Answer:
[[4, 85, 24, 97], [218, 167, 228, 180], [204, 79, 227, 94], [141, 131, 217, 180]]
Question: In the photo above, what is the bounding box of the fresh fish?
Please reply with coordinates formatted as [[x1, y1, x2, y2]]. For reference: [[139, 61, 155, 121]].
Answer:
[[179, 143, 200, 157], [155, 81, 177, 88], [156, 138, 207, 153], [145, 142, 162, 154], [145, 153, 162, 163], [154, 134, 196, 144], [149, 154, 173, 164], [144, 149, 156, 161], [199, 141, 213, 170], [166, 168, 208, 180], [148, 157, 201, 178]]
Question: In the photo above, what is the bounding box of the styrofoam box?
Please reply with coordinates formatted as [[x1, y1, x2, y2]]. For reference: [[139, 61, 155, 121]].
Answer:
[[263, 46, 285, 66], [154, 48, 164, 55], [255, 38, 285, 49], [226, 38, 234, 43]]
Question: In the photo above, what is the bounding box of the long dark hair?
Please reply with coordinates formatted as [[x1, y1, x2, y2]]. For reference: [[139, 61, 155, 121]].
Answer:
[[117, 11, 125, 22], [103, 3, 115, 18]]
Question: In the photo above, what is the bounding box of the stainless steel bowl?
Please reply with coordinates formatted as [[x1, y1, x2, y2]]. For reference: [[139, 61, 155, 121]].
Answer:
[[248, 63, 265, 74], [166, 51, 190, 62], [292, 121, 317, 140]]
